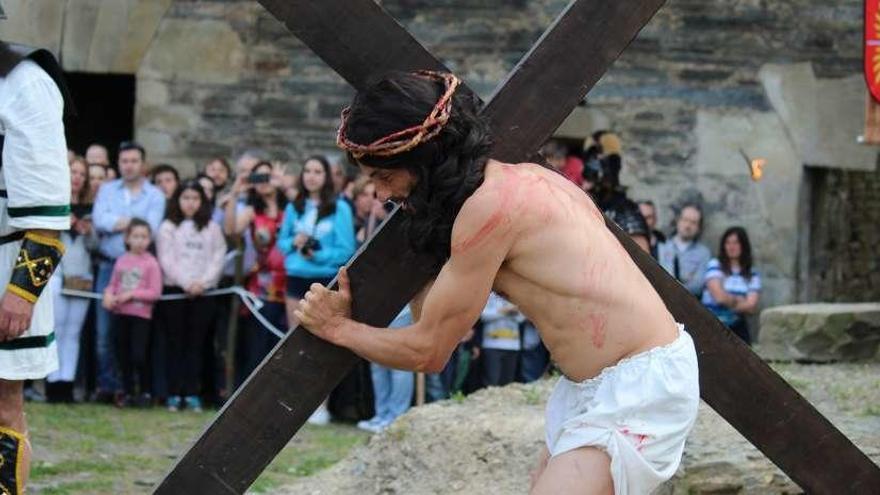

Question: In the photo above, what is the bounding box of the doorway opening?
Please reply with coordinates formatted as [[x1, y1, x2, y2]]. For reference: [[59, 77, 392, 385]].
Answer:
[[63, 71, 136, 165]]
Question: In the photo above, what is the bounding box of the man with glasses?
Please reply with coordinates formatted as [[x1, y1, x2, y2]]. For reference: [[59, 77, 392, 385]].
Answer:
[[657, 203, 711, 297]]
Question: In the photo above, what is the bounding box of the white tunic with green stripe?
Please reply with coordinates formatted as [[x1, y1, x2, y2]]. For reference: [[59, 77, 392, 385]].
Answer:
[[0, 59, 71, 379]]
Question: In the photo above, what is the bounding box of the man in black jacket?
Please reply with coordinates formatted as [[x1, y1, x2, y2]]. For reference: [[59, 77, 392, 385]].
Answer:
[[583, 131, 650, 253]]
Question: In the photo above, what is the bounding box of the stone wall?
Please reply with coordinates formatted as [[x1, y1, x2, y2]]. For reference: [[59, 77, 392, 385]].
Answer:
[[0, 0, 172, 73], [1, 0, 874, 308], [134, 0, 569, 169], [808, 166, 880, 302]]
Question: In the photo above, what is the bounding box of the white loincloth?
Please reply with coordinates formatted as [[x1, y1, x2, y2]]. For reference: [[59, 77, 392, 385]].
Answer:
[[544, 325, 700, 495]]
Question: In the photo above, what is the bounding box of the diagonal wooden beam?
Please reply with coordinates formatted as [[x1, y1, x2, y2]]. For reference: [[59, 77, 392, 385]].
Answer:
[[156, 0, 880, 493]]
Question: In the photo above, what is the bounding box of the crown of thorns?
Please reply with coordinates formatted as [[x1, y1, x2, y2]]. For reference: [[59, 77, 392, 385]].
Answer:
[[336, 70, 461, 159]]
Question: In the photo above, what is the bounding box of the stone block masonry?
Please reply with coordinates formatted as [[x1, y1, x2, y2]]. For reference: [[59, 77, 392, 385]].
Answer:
[[2, 0, 872, 308]]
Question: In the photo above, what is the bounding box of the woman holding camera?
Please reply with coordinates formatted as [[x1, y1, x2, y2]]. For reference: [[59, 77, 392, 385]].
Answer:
[[277, 156, 356, 330], [277, 155, 355, 425], [225, 160, 289, 378]]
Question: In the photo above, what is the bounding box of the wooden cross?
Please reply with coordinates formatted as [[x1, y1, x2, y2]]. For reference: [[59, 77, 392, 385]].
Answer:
[[155, 1, 880, 493]]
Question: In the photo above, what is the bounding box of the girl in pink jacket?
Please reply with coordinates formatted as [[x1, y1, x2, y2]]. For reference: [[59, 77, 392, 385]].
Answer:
[[156, 179, 226, 412], [102, 218, 162, 407]]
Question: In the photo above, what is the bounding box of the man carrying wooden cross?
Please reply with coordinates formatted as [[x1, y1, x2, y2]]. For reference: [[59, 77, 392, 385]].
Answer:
[[296, 70, 700, 495]]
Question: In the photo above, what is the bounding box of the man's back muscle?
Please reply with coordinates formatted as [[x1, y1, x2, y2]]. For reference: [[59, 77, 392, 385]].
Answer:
[[462, 160, 678, 381]]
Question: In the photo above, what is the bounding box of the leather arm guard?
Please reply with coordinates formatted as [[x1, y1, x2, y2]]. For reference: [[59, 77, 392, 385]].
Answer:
[[0, 426, 25, 495], [6, 232, 65, 304]]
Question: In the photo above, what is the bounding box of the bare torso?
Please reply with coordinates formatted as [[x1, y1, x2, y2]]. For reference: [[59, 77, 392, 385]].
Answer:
[[471, 160, 678, 382]]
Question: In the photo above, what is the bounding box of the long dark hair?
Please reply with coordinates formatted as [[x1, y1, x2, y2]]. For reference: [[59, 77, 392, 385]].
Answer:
[[70, 156, 91, 205], [343, 71, 491, 268], [246, 161, 287, 215], [292, 155, 337, 219], [718, 226, 754, 280], [165, 179, 213, 230]]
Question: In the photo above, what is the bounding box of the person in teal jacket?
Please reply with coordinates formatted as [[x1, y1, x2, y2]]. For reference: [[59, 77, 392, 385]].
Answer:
[[277, 155, 356, 331]]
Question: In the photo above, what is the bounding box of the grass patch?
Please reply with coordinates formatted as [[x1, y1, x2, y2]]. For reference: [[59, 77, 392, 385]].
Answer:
[[862, 404, 880, 416], [827, 380, 880, 412], [39, 478, 115, 495], [26, 403, 368, 494], [286, 455, 338, 477]]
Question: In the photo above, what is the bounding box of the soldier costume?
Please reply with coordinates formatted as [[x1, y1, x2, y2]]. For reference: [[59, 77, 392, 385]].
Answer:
[[0, 21, 73, 493]]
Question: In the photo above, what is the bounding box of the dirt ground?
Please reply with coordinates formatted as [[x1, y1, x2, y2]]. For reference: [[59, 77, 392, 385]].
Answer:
[[280, 363, 880, 495]]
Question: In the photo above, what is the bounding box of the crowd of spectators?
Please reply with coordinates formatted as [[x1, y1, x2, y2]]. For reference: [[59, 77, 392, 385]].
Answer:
[[35, 133, 760, 432], [34, 140, 555, 434]]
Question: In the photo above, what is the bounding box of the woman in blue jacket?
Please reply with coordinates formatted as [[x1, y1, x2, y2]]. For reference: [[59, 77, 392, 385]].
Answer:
[[277, 155, 356, 330]]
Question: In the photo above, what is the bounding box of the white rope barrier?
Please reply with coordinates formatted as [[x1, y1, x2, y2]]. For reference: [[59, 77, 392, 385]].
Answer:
[[60, 286, 287, 339]]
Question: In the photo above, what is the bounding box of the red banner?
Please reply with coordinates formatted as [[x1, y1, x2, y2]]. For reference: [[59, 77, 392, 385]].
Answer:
[[866, 1, 880, 101]]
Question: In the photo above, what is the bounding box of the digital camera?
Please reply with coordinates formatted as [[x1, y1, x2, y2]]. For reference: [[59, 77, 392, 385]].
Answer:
[[300, 237, 322, 254]]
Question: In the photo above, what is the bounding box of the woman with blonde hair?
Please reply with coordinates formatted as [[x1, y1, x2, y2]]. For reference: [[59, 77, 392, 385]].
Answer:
[[45, 156, 98, 402], [350, 175, 386, 245]]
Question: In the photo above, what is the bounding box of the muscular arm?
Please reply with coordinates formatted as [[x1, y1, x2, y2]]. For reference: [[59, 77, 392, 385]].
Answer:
[[337, 251, 501, 372], [298, 187, 515, 373]]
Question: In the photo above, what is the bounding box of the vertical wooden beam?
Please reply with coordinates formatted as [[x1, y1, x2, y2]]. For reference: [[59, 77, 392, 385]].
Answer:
[[256, 0, 448, 88]]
